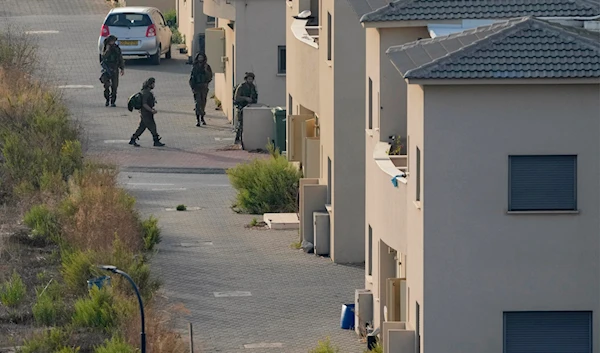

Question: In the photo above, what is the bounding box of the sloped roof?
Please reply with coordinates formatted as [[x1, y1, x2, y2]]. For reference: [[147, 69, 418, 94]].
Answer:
[[347, 0, 389, 17], [386, 16, 600, 79], [360, 0, 600, 22]]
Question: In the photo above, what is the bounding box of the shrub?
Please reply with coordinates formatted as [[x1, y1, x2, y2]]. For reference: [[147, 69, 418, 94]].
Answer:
[[55, 348, 80, 353], [94, 335, 136, 353], [23, 204, 61, 243], [19, 327, 68, 353], [163, 9, 177, 28], [227, 147, 302, 214], [0, 270, 27, 307], [141, 215, 161, 251], [60, 164, 142, 252], [61, 250, 100, 295], [110, 237, 161, 299], [171, 28, 183, 44], [309, 337, 340, 353], [0, 25, 39, 72], [364, 341, 383, 353], [176, 204, 186, 211], [33, 280, 66, 326], [72, 286, 119, 332]]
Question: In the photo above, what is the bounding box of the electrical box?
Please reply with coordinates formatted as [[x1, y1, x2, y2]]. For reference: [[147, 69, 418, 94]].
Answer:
[[313, 211, 330, 256]]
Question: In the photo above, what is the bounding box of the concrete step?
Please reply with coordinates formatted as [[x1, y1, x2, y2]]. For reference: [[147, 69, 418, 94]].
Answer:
[[263, 213, 299, 230]]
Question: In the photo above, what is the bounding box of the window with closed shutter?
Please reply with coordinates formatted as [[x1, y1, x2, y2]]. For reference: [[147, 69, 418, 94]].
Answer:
[[504, 311, 592, 353], [508, 155, 577, 211]]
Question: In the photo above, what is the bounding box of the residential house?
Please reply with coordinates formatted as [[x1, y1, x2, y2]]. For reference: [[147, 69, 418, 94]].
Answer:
[[358, 0, 600, 341], [203, 0, 286, 122], [362, 14, 600, 353], [177, 0, 213, 61], [287, 0, 390, 264]]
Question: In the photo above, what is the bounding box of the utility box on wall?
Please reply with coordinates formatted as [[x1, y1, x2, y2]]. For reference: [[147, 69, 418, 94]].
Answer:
[[205, 28, 225, 73], [313, 211, 330, 256]]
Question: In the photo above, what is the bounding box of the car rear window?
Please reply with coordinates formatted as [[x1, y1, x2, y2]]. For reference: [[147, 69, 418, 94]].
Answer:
[[105, 13, 152, 27]]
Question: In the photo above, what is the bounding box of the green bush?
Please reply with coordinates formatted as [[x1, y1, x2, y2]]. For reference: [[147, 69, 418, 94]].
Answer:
[[163, 9, 177, 28], [176, 204, 186, 211], [72, 286, 119, 332], [171, 28, 183, 44], [94, 335, 136, 353], [0, 270, 27, 307], [227, 147, 302, 214], [19, 327, 68, 353], [141, 215, 161, 251], [24, 204, 61, 243], [61, 250, 100, 295], [33, 280, 66, 326], [110, 237, 160, 299], [364, 341, 383, 353], [309, 337, 340, 353], [55, 348, 80, 353]]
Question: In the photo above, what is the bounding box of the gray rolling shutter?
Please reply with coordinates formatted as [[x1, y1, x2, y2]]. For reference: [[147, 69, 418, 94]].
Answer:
[[504, 311, 592, 353], [509, 155, 576, 211]]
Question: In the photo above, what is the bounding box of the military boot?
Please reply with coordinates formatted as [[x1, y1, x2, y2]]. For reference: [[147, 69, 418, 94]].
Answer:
[[196, 114, 201, 127], [105, 99, 110, 107], [153, 136, 165, 147], [129, 135, 140, 147], [200, 114, 206, 126]]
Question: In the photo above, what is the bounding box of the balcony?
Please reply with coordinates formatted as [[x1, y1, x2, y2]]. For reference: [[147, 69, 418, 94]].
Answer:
[[366, 137, 408, 252], [291, 17, 319, 49], [203, 0, 235, 21]]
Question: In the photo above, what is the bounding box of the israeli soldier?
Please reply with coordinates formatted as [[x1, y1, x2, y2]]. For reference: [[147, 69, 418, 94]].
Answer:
[[101, 35, 125, 107], [129, 78, 165, 147], [233, 72, 258, 143], [189, 53, 213, 126]]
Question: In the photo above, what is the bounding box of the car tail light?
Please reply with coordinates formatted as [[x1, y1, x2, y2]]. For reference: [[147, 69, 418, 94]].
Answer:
[[146, 24, 156, 37], [101, 24, 110, 37]]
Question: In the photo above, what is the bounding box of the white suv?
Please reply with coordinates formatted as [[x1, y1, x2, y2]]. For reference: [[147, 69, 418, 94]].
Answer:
[[98, 6, 172, 65]]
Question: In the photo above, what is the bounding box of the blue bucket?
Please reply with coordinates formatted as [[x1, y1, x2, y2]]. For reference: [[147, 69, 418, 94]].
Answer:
[[87, 275, 111, 290], [340, 303, 355, 330]]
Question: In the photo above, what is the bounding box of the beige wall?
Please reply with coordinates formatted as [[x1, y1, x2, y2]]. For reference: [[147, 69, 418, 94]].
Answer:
[[210, 0, 286, 121], [419, 83, 600, 353], [177, 0, 208, 60], [124, 0, 175, 13], [364, 25, 429, 330]]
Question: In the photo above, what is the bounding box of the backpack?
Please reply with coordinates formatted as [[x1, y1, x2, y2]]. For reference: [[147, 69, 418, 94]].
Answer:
[[127, 92, 143, 112]]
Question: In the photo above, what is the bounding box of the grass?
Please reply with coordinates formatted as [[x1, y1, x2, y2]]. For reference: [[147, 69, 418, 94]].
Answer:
[[19, 327, 69, 353], [32, 279, 67, 326], [309, 337, 340, 353], [23, 204, 61, 244], [95, 336, 136, 353], [0, 270, 27, 307], [249, 217, 258, 227], [291, 240, 302, 249], [176, 204, 187, 211], [364, 341, 383, 353], [72, 286, 119, 332], [141, 215, 161, 251], [227, 145, 302, 214]]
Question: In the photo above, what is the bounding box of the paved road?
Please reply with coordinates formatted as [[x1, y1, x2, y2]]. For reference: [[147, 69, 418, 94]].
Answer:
[[1, 1, 366, 352]]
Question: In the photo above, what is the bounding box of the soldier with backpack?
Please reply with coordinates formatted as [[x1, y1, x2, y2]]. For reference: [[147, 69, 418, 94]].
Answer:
[[128, 77, 165, 147], [189, 53, 213, 126], [233, 72, 258, 144]]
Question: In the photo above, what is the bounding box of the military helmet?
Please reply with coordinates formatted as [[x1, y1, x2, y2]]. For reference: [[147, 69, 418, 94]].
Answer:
[[244, 72, 255, 79]]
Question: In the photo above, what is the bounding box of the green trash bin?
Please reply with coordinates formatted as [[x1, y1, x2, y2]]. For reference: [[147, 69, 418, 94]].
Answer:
[[271, 107, 287, 153]]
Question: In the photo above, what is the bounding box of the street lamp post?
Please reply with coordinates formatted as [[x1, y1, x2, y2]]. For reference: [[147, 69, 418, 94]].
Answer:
[[99, 265, 146, 353]]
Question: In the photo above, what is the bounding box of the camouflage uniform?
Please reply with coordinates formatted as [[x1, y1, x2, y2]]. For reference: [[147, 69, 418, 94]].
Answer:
[[189, 53, 213, 126], [233, 74, 258, 143], [101, 35, 124, 107], [129, 78, 165, 147]]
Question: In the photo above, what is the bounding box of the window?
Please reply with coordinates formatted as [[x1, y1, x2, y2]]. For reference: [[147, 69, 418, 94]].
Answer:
[[105, 13, 152, 27], [288, 94, 293, 115], [207, 16, 216, 25], [368, 77, 373, 129], [368, 225, 373, 276], [416, 147, 421, 201], [326, 12, 332, 61], [508, 155, 577, 211], [504, 311, 592, 353], [278, 46, 286, 74], [191, 0, 194, 18], [327, 157, 332, 204], [416, 302, 421, 353]]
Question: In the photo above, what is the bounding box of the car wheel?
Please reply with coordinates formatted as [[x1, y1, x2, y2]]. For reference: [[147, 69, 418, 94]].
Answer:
[[165, 44, 172, 59], [150, 46, 161, 65]]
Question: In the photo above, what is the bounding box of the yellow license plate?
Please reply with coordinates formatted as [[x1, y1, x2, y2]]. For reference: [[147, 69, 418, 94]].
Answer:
[[119, 40, 138, 46]]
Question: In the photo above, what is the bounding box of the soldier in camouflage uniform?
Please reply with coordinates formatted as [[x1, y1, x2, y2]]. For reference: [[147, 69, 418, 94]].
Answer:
[[101, 35, 125, 107], [189, 53, 213, 126], [233, 72, 258, 144], [129, 77, 165, 147]]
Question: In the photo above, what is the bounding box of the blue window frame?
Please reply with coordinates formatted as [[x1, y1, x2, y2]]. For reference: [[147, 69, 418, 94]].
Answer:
[[508, 155, 577, 211]]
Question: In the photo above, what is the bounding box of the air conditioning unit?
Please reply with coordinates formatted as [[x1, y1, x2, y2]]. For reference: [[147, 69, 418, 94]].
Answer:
[[355, 289, 373, 336], [313, 211, 330, 256]]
